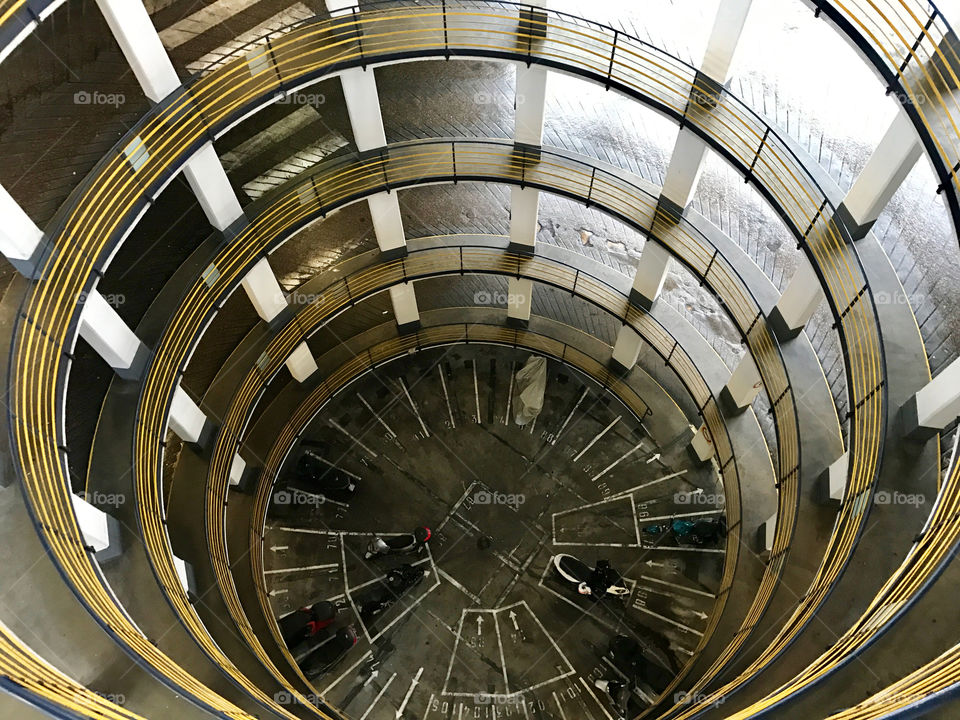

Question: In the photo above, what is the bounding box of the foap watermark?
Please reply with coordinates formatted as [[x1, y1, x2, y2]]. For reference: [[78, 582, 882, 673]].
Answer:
[[674, 690, 725, 708], [872, 290, 922, 306], [288, 291, 326, 306], [473, 490, 525, 508], [475, 693, 524, 706], [74, 90, 126, 108], [76, 291, 126, 308], [274, 691, 324, 705], [274, 489, 326, 507], [675, 491, 725, 506], [874, 490, 925, 508], [276, 91, 326, 107], [474, 290, 525, 306], [79, 490, 126, 507]]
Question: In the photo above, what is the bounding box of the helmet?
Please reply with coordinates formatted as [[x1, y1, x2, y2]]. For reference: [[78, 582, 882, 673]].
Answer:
[[414, 526, 432, 544]]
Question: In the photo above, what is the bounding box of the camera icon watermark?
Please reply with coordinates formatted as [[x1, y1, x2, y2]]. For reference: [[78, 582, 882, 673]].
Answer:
[[874, 490, 925, 508], [474, 290, 525, 306], [74, 90, 126, 108], [473, 490, 525, 508], [78, 490, 126, 507], [475, 693, 522, 705], [674, 690, 724, 708], [276, 91, 326, 107], [274, 489, 326, 507], [675, 491, 725, 506]]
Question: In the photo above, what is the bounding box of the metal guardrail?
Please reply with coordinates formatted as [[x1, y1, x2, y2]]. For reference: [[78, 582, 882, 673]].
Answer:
[[131, 140, 794, 711], [7, 4, 878, 717]]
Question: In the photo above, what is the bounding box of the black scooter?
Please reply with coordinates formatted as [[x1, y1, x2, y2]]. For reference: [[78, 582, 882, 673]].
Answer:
[[357, 564, 427, 624], [551, 555, 630, 598], [300, 626, 358, 679], [280, 600, 337, 648], [364, 527, 431, 560]]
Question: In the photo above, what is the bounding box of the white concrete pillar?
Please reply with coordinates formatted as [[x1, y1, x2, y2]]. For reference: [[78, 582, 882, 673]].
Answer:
[[660, 0, 753, 213], [0, 184, 44, 275], [78, 291, 148, 379], [902, 356, 960, 440], [71, 494, 112, 553], [756, 512, 776, 558], [722, 353, 762, 412], [340, 67, 386, 151], [325, 0, 353, 17], [169, 384, 209, 444], [515, 63, 549, 147], [241, 257, 288, 322], [840, 110, 922, 240], [181, 143, 244, 231], [95, 0, 180, 102], [389, 282, 420, 330], [689, 423, 715, 463], [96, 0, 245, 232], [286, 342, 318, 382], [611, 326, 643, 369], [768, 257, 824, 341], [507, 277, 533, 325], [367, 192, 406, 256], [509, 186, 539, 252], [229, 454, 247, 487], [816, 452, 849, 506], [630, 240, 671, 310]]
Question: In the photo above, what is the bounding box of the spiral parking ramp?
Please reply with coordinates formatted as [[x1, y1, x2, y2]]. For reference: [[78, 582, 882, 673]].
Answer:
[[0, 1, 958, 719]]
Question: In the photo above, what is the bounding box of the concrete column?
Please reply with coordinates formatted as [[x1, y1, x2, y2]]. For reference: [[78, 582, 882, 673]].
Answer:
[[901, 356, 960, 441], [181, 143, 244, 231], [0, 185, 45, 275], [768, 257, 824, 341], [756, 512, 776, 559], [71, 493, 120, 561], [509, 186, 539, 253], [96, 0, 245, 232], [389, 282, 420, 332], [507, 277, 533, 327], [173, 555, 198, 597], [341, 67, 386, 151], [78, 291, 149, 380], [611, 326, 643, 369], [286, 342, 318, 382], [515, 63, 549, 148], [838, 110, 922, 240], [816, 452, 849, 506], [95, 0, 180, 102], [325, 0, 353, 17], [630, 240, 671, 310], [721, 353, 762, 412], [689, 423, 715, 463], [169, 384, 210, 445], [659, 0, 753, 215], [241, 257, 288, 322], [367, 192, 406, 258]]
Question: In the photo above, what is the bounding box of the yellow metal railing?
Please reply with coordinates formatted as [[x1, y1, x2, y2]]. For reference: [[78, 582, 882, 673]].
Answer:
[[8, 4, 875, 716]]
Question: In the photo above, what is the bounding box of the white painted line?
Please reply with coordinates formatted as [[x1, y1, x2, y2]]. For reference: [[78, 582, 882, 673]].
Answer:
[[579, 676, 616, 720], [438, 365, 456, 429], [288, 486, 351, 508], [643, 546, 725, 554], [574, 415, 621, 461], [630, 494, 642, 548], [321, 649, 373, 695], [493, 610, 509, 693], [264, 563, 339, 575], [399, 377, 430, 438], [358, 393, 398, 438], [517, 600, 576, 680], [397, 667, 424, 719], [639, 576, 715, 598], [329, 419, 379, 457], [472, 360, 482, 424], [360, 672, 397, 720], [636, 606, 704, 636], [505, 360, 516, 425], [553, 691, 568, 720], [442, 611, 467, 695], [299, 452, 362, 480], [590, 440, 645, 483], [421, 693, 435, 720], [639, 509, 725, 522], [438, 568, 482, 605], [607, 470, 689, 499], [553, 387, 588, 445]]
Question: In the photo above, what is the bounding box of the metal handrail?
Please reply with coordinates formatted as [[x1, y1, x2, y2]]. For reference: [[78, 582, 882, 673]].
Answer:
[[6, 5, 878, 717]]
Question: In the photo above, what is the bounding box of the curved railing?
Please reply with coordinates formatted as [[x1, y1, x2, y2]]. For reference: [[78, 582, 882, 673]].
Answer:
[[0, 617, 145, 720], [240, 313, 738, 709], [132, 139, 797, 706], [8, 4, 877, 717]]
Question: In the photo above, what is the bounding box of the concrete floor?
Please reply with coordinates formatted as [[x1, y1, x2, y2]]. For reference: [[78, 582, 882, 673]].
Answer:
[[262, 346, 725, 719]]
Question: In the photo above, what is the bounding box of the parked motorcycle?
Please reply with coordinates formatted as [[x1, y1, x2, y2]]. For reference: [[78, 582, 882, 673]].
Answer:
[[296, 450, 358, 495], [642, 517, 726, 546], [364, 526, 432, 560], [279, 600, 337, 648], [607, 634, 675, 693], [300, 626, 358, 679], [551, 555, 630, 598], [357, 564, 427, 624]]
